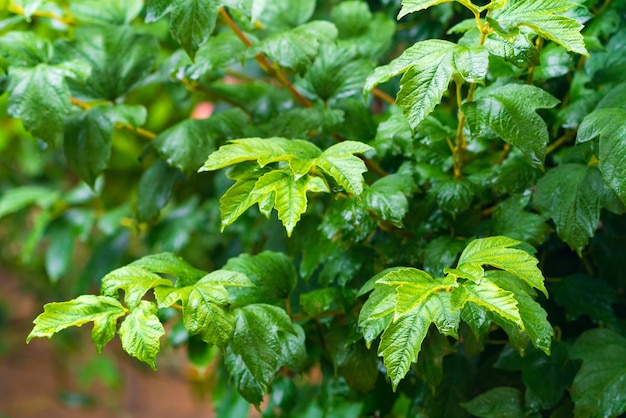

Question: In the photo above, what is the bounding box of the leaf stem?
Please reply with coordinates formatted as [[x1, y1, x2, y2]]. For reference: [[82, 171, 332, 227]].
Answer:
[[218, 7, 313, 108], [371, 88, 396, 105]]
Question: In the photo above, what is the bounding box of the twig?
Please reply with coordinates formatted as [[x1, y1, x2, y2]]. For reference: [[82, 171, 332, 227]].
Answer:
[[8, 1, 76, 26], [546, 130, 575, 155], [371, 88, 396, 105]]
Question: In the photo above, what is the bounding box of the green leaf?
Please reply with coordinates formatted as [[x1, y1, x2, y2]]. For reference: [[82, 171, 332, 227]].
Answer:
[[27, 295, 126, 353], [359, 268, 460, 389], [223, 251, 297, 306], [7, 63, 88, 143], [452, 279, 522, 328], [136, 160, 182, 224], [0, 31, 51, 71], [64, 104, 147, 187], [455, 236, 548, 296], [493, 0, 588, 56], [185, 31, 250, 79], [13, 0, 44, 19], [69, 0, 144, 25], [44, 217, 75, 282], [483, 32, 540, 69], [430, 178, 475, 215], [365, 40, 488, 129], [129, 252, 208, 287], [578, 108, 626, 204], [0, 186, 58, 219], [146, 0, 218, 60], [571, 329, 626, 418], [533, 164, 606, 253], [153, 119, 216, 175], [491, 195, 550, 246], [53, 26, 158, 100], [398, 0, 455, 19], [423, 236, 467, 276], [118, 300, 165, 369], [550, 274, 617, 326], [101, 265, 173, 309], [156, 270, 252, 346], [462, 387, 525, 418], [200, 137, 321, 171], [364, 173, 418, 227], [225, 304, 305, 406], [250, 170, 322, 236], [314, 141, 373, 195], [463, 84, 560, 165], [251, 21, 338, 74]]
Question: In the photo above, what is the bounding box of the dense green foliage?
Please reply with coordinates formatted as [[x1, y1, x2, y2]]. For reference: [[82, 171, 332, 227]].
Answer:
[[1, 0, 626, 416]]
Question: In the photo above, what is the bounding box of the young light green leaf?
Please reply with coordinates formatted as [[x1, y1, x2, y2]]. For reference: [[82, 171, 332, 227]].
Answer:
[[250, 21, 338, 74], [251, 170, 325, 236], [452, 281, 523, 329], [571, 329, 626, 418], [101, 265, 173, 309], [359, 268, 460, 389], [129, 252, 208, 287], [533, 164, 605, 253], [314, 141, 373, 195], [493, 0, 588, 56], [463, 84, 560, 165], [456, 236, 547, 296], [578, 108, 626, 204], [64, 104, 147, 187], [398, 0, 455, 19], [200, 137, 321, 171], [155, 271, 251, 346], [118, 300, 165, 370], [27, 295, 126, 354], [7, 63, 86, 143]]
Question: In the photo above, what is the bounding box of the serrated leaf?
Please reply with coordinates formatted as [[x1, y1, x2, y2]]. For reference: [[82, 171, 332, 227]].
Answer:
[[314, 141, 372, 195], [359, 268, 460, 389], [146, 0, 218, 60], [0, 186, 58, 219], [7, 63, 84, 143], [456, 236, 547, 296], [251, 170, 323, 236], [200, 137, 321, 171], [27, 295, 126, 353], [225, 304, 305, 406], [0, 31, 51, 71], [365, 40, 488, 129], [185, 31, 250, 79], [462, 387, 525, 418], [463, 84, 560, 165], [251, 21, 338, 74], [364, 173, 417, 227], [69, 0, 144, 25], [578, 108, 626, 204], [398, 0, 455, 19], [129, 252, 208, 287], [551, 274, 617, 326], [101, 265, 173, 309], [64, 104, 146, 187], [533, 164, 605, 253], [493, 0, 588, 56], [571, 329, 626, 418], [53, 26, 158, 101], [452, 280, 523, 328], [491, 195, 550, 246], [118, 301, 164, 369], [153, 119, 216, 175], [484, 32, 540, 69], [223, 251, 297, 306], [155, 270, 251, 346]]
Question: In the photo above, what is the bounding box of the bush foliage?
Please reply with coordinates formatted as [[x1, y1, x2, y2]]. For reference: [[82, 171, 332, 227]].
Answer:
[[1, 0, 626, 416]]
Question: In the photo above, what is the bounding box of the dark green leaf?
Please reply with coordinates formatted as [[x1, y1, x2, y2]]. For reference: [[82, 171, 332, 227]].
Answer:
[[27, 295, 126, 353], [571, 329, 626, 418], [533, 164, 606, 253], [64, 105, 147, 187], [153, 119, 216, 175], [462, 387, 525, 418], [491, 195, 550, 246], [223, 251, 297, 306], [136, 160, 182, 224], [54, 26, 158, 100], [45, 217, 75, 282], [0, 31, 51, 71], [463, 84, 559, 165], [118, 300, 165, 369], [364, 173, 418, 228], [423, 236, 466, 276], [551, 274, 617, 326], [430, 178, 475, 215]]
